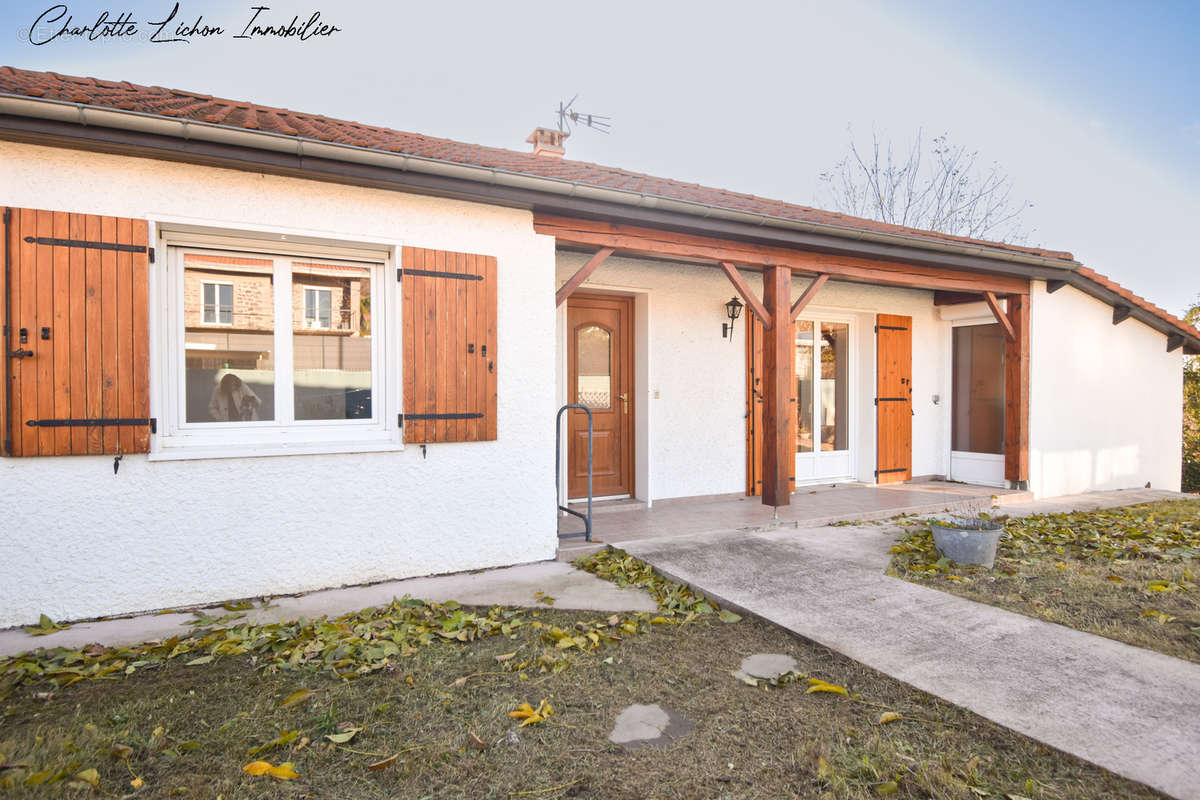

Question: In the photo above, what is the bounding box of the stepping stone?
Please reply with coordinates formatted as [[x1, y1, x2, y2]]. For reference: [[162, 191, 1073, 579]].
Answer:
[[608, 703, 692, 750], [732, 653, 799, 683]]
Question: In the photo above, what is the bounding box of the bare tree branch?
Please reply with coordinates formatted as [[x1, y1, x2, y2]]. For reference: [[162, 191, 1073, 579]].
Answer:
[[820, 128, 1033, 244]]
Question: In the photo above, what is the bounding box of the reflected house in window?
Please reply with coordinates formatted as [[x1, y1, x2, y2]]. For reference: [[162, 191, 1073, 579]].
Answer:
[[184, 254, 278, 422], [291, 262, 372, 420], [183, 254, 373, 423]]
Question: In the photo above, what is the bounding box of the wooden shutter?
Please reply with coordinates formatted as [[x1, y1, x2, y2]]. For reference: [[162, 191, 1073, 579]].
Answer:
[[3, 207, 151, 456], [875, 313, 913, 483], [401, 246, 497, 443]]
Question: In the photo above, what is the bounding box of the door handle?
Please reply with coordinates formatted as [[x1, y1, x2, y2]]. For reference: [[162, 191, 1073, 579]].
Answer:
[[9, 349, 33, 359], [618, 393, 628, 413]]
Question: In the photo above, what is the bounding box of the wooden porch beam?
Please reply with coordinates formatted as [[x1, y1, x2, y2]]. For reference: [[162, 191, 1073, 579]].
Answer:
[[984, 291, 1016, 341], [933, 291, 984, 306], [1004, 295, 1030, 486], [1167, 334, 1185, 353], [1046, 279, 1068, 293], [534, 214, 1031, 296], [760, 265, 794, 507], [790, 273, 828, 321], [555, 247, 615, 306], [1112, 304, 1133, 325], [719, 261, 773, 329]]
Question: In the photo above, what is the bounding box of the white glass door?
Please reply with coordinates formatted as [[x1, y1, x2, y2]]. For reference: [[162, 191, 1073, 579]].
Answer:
[[949, 322, 1006, 486], [795, 318, 853, 483]]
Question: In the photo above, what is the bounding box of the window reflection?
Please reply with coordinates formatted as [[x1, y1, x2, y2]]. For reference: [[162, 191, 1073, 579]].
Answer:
[[795, 321, 814, 453], [820, 322, 849, 451], [576, 325, 611, 409], [952, 324, 1005, 454], [184, 254, 275, 422], [292, 262, 373, 421]]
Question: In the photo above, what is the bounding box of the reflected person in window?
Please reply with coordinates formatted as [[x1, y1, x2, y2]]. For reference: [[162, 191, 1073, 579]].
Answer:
[[209, 373, 262, 421]]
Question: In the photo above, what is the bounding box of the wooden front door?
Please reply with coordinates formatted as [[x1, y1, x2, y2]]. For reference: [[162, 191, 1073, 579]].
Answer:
[[875, 313, 913, 484], [567, 294, 633, 499]]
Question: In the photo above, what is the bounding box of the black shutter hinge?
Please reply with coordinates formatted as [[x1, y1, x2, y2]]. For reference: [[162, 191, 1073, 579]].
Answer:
[[23, 417, 156, 433], [149, 246, 156, 264], [396, 267, 402, 282]]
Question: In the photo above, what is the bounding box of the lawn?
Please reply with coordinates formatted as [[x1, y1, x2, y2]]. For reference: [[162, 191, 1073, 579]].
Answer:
[[889, 499, 1200, 663], [0, 551, 1163, 799]]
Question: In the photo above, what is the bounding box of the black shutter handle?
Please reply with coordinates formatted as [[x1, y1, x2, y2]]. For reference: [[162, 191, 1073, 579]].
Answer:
[[9, 349, 33, 359]]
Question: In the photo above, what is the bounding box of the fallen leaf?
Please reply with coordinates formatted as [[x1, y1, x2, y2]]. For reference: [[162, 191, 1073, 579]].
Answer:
[[508, 698, 554, 726], [875, 780, 899, 795], [266, 763, 298, 780], [718, 610, 742, 623], [806, 678, 848, 696], [248, 729, 299, 756], [24, 767, 53, 786], [23, 614, 70, 636], [242, 761, 272, 776], [1106, 575, 1124, 583], [279, 688, 315, 708], [494, 651, 517, 663], [111, 744, 133, 760], [878, 712, 903, 725], [468, 731, 487, 750], [74, 768, 100, 788], [324, 728, 361, 744], [184, 655, 214, 666], [368, 753, 399, 771]]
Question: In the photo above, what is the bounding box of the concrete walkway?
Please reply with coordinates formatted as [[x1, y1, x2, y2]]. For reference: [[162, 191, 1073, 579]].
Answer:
[[0, 561, 657, 658], [621, 489, 1200, 800], [559, 480, 1031, 560]]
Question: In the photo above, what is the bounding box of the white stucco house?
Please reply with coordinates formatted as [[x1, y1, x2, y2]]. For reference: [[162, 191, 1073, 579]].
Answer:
[[1, 67, 1197, 628]]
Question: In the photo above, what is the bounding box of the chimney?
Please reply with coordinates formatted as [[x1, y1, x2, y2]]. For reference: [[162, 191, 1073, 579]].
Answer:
[[526, 127, 569, 158]]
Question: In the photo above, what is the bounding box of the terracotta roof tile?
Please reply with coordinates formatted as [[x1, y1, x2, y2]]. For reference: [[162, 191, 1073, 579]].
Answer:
[[1, 66, 1196, 346], [1075, 267, 1200, 340]]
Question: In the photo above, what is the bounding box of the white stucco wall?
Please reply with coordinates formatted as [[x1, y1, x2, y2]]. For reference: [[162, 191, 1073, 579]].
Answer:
[[0, 141, 558, 628], [555, 253, 948, 500], [1029, 280, 1182, 497]]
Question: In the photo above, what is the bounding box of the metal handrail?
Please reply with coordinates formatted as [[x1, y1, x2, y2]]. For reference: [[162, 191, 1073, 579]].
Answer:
[[556, 404, 593, 541]]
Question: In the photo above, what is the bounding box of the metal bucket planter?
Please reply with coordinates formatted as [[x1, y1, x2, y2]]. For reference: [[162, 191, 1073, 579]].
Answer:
[[930, 520, 1005, 568]]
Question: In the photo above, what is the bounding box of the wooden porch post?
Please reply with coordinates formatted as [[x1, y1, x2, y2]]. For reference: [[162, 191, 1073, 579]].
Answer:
[[761, 266, 794, 506], [1004, 293, 1030, 486]]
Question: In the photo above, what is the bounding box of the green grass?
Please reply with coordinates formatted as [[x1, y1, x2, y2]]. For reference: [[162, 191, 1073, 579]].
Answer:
[[889, 499, 1200, 663]]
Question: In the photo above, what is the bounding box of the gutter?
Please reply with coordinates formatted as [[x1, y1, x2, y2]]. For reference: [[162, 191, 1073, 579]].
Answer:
[[0, 93, 1079, 272]]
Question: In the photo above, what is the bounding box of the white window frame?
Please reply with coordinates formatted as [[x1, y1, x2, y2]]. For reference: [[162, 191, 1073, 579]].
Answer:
[[794, 311, 856, 484], [301, 285, 334, 330], [151, 229, 402, 460], [201, 280, 234, 326]]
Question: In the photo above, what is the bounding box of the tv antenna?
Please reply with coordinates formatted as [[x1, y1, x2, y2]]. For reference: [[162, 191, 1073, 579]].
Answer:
[[556, 95, 611, 135]]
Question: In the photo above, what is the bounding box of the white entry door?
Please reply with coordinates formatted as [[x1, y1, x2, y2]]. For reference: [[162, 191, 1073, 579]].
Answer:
[[795, 318, 854, 483]]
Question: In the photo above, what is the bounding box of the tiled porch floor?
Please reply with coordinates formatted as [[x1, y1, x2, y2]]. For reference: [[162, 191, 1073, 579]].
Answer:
[[558, 480, 1030, 559]]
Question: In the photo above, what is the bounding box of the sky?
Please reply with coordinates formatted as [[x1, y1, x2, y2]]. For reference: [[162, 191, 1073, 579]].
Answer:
[[1, 0, 1197, 314]]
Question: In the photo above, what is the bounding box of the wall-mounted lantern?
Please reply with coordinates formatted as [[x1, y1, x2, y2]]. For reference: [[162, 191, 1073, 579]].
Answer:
[[723, 296, 744, 341]]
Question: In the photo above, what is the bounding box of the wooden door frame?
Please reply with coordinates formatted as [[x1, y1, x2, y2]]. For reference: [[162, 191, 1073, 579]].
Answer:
[[565, 291, 635, 499]]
